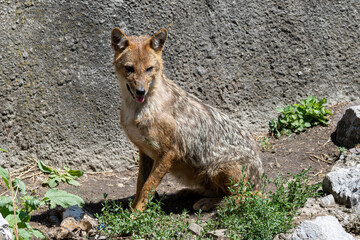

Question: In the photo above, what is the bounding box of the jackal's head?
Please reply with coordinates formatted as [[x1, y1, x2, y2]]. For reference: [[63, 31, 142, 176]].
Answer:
[[111, 28, 168, 103]]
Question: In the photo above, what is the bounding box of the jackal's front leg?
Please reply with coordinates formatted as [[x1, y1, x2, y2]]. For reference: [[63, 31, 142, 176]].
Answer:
[[132, 151, 153, 207], [131, 151, 176, 211]]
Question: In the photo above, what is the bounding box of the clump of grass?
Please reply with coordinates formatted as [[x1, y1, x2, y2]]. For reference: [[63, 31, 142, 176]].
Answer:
[[212, 168, 320, 239], [96, 168, 320, 239], [270, 95, 332, 137], [96, 193, 192, 239]]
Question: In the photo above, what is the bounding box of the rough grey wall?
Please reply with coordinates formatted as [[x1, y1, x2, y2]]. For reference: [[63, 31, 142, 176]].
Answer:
[[0, 0, 359, 171]]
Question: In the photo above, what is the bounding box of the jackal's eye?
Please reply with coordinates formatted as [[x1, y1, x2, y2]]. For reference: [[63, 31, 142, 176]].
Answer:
[[146, 66, 154, 73], [124, 66, 135, 73]]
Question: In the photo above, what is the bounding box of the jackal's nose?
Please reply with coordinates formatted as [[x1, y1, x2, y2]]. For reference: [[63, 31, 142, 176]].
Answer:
[[135, 88, 146, 97]]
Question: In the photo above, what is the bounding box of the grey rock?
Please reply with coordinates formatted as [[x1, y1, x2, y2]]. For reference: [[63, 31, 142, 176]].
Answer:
[[62, 205, 85, 221], [332, 152, 360, 171], [0, 213, 12, 240], [323, 168, 360, 208], [291, 216, 355, 240], [336, 106, 360, 148]]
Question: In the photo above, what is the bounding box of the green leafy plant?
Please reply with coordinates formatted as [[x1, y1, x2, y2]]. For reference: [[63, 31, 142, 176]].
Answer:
[[0, 148, 7, 152], [38, 160, 84, 188], [97, 168, 320, 239], [0, 166, 85, 240], [270, 95, 332, 137]]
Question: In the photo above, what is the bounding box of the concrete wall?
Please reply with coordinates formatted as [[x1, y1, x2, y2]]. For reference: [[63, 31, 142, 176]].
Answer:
[[1, 0, 359, 171]]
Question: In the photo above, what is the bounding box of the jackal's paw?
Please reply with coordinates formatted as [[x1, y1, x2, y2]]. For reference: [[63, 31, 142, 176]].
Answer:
[[193, 197, 222, 211]]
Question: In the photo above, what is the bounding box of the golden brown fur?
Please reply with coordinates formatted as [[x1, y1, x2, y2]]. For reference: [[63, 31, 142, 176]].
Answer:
[[110, 28, 264, 211]]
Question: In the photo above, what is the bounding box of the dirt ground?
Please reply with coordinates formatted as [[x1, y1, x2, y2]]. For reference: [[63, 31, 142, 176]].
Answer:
[[1, 103, 348, 239]]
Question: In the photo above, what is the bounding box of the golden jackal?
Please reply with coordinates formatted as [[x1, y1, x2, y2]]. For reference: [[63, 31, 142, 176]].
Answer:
[[110, 28, 264, 211]]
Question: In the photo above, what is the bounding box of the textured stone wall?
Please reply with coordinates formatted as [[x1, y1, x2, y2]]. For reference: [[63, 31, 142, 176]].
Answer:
[[0, 0, 359, 171]]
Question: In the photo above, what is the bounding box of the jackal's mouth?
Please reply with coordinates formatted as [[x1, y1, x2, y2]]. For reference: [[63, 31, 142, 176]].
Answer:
[[135, 96, 145, 103], [127, 84, 145, 103]]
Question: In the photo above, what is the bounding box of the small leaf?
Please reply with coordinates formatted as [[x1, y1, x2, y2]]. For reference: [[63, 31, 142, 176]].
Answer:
[[23, 196, 41, 212], [5, 213, 18, 226], [48, 178, 59, 188], [12, 178, 27, 195], [19, 210, 31, 223], [0, 148, 6, 152], [30, 229, 45, 239], [67, 169, 84, 178], [0, 196, 13, 209], [37, 160, 53, 173], [18, 228, 34, 240], [304, 122, 311, 128], [276, 107, 283, 113], [67, 179, 81, 186], [0, 166, 10, 182]]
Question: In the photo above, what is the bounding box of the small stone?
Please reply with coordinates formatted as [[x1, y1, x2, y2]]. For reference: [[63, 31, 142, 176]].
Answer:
[[196, 66, 207, 76], [60, 217, 78, 231], [188, 222, 203, 236], [78, 214, 98, 231], [206, 229, 229, 239], [320, 194, 336, 208]]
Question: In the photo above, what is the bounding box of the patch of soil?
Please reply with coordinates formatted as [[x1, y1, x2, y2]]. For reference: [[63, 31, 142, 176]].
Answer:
[[1, 103, 348, 239]]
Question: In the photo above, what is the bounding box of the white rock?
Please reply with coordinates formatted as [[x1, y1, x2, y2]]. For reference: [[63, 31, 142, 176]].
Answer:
[[291, 216, 355, 240], [0, 213, 12, 240], [320, 194, 336, 208]]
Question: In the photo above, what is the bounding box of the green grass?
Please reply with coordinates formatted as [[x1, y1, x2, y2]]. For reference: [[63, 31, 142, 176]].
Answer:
[[96, 195, 193, 239], [96, 168, 320, 240]]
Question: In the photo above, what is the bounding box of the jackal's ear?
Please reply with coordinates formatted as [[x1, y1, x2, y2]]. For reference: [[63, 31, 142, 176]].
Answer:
[[111, 28, 129, 53], [150, 28, 168, 53]]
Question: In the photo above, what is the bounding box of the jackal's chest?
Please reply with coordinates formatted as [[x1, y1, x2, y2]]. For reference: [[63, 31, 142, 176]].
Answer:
[[121, 120, 158, 157], [120, 104, 177, 159]]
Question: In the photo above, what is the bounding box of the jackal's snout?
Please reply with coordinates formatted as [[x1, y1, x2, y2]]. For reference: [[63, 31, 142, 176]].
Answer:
[[133, 85, 146, 103]]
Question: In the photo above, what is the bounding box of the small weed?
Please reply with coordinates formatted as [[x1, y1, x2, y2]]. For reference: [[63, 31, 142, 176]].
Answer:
[[97, 168, 320, 239], [38, 160, 84, 188], [259, 137, 271, 150], [270, 95, 332, 137], [0, 163, 85, 240], [337, 146, 347, 153]]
